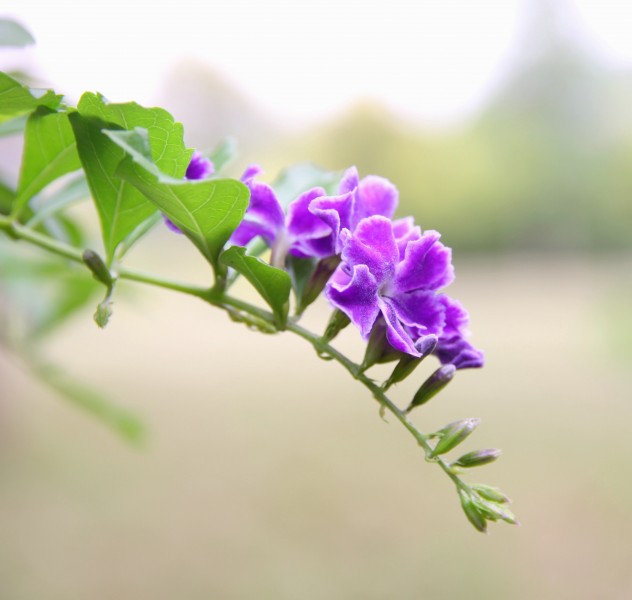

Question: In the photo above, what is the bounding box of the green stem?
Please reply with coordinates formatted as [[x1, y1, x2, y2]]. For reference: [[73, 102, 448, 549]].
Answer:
[[0, 216, 467, 492]]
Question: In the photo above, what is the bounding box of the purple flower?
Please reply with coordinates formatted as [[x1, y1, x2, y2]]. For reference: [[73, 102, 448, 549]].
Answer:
[[164, 152, 215, 233], [186, 151, 215, 179], [327, 215, 453, 357], [230, 165, 334, 266], [433, 296, 484, 369], [309, 166, 399, 253]]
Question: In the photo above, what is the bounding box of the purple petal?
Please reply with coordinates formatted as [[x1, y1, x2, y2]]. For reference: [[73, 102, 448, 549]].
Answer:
[[326, 264, 380, 339], [309, 191, 354, 253], [339, 166, 359, 194], [434, 296, 484, 369], [232, 180, 285, 246], [185, 152, 214, 180], [385, 289, 446, 335], [393, 230, 454, 294], [241, 164, 263, 182], [286, 187, 335, 258], [163, 214, 184, 234], [378, 297, 420, 356], [392, 217, 422, 259], [341, 216, 398, 286], [351, 175, 399, 230]]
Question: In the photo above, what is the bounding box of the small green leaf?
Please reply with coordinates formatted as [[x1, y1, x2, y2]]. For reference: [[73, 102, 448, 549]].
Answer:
[[0, 180, 15, 215], [272, 163, 342, 208], [13, 106, 81, 217], [220, 245, 291, 329], [70, 93, 192, 262], [0, 114, 27, 136], [207, 137, 236, 173], [109, 128, 249, 277], [0, 19, 35, 47], [0, 71, 60, 117]]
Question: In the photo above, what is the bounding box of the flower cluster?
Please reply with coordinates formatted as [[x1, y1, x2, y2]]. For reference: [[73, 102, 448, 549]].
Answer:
[[175, 155, 484, 370]]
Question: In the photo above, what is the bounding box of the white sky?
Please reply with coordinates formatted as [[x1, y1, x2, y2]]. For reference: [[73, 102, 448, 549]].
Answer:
[[2, 0, 632, 126]]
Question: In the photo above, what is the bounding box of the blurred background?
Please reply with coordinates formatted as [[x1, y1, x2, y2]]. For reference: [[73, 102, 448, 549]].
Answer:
[[1, 0, 632, 598]]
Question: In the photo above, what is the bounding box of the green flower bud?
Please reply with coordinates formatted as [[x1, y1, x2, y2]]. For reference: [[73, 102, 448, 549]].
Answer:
[[382, 335, 438, 391], [321, 309, 351, 344], [430, 417, 481, 457], [297, 255, 340, 314], [405, 364, 456, 413], [471, 484, 511, 504], [458, 489, 487, 533], [83, 249, 113, 287], [361, 320, 401, 372], [453, 448, 502, 468], [474, 498, 519, 525]]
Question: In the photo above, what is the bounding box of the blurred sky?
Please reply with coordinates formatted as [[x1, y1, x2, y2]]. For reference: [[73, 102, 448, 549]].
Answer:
[[3, 0, 632, 126]]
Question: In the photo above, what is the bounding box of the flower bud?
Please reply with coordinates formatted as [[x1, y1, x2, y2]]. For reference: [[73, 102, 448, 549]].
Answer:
[[383, 335, 438, 391], [474, 498, 519, 525], [405, 364, 456, 413], [453, 448, 502, 468], [430, 417, 480, 457], [83, 249, 112, 287], [297, 255, 340, 314], [471, 484, 511, 504], [361, 320, 400, 371], [321, 309, 351, 344], [458, 489, 487, 533]]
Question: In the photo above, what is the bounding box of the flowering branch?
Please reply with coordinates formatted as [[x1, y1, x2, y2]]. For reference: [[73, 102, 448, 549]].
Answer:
[[0, 68, 517, 533]]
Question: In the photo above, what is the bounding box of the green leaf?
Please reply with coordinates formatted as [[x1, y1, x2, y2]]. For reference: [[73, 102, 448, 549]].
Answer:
[[0, 114, 27, 136], [108, 128, 249, 277], [220, 245, 291, 329], [0, 180, 15, 215], [207, 137, 236, 173], [0, 71, 60, 117], [272, 163, 342, 208], [31, 357, 145, 444], [69, 93, 192, 262], [0, 19, 35, 47], [13, 106, 81, 217]]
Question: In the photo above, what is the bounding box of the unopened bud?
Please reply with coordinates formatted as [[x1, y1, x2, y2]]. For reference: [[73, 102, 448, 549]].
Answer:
[[383, 335, 438, 391], [453, 448, 502, 468], [83, 249, 113, 287], [471, 484, 511, 504], [322, 309, 350, 344], [405, 364, 456, 413], [458, 489, 487, 533], [361, 320, 397, 371], [430, 417, 481, 457], [298, 255, 340, 314], [474, 498, 519, 525]]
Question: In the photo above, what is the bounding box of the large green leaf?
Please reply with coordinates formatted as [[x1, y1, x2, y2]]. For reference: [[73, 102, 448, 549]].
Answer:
[[0, 19, 35, 47], [13, 106, 81, 217], [108, 127, 249, 277], [0, 71, 60, 117], [69, 93, 192, 262], [220, 246, 291, 329]]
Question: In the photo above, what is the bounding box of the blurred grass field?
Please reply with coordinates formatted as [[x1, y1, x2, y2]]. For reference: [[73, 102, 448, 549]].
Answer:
[[2, 249, 631, 600]]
